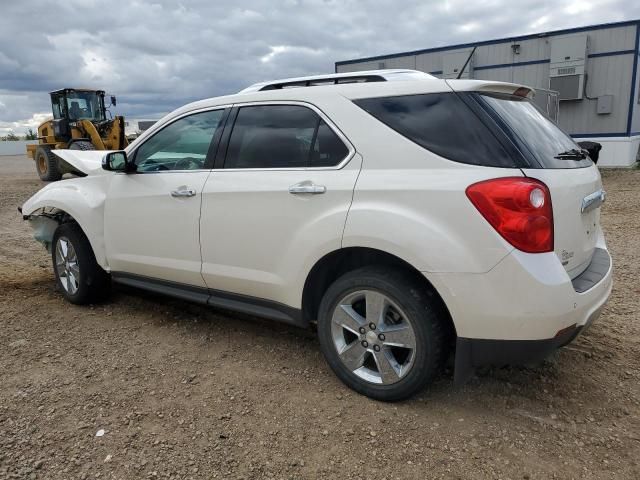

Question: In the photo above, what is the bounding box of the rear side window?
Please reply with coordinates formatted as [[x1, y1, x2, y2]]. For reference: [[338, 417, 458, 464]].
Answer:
[[224, 105, 349, 169], [354, 93, 517, 168]]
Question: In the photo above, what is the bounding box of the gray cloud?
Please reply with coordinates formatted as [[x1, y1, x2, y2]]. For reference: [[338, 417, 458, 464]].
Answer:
[[1, 0, 639, 134]]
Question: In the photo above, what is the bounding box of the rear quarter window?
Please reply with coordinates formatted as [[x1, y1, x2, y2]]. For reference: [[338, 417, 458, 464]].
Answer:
[[354, 93, 518, 168]]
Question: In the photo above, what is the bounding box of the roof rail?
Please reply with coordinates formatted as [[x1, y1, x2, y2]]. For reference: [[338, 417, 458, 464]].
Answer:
[[259, 75, 385, 91], [239, 69, 434, 93]]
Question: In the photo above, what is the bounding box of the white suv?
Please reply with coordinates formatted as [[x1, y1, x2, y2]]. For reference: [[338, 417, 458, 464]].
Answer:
[[21, 70, 612, 401]]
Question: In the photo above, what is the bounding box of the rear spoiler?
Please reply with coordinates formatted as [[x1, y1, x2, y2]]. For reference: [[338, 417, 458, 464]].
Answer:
[[446, 80, 535, 99]]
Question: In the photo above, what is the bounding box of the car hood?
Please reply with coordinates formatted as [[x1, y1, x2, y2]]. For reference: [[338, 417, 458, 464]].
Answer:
[[53, 149, 113, 176]]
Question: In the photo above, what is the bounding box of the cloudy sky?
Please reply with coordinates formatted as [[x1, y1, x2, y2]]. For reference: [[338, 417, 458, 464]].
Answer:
[[1, 0, 639, 135]]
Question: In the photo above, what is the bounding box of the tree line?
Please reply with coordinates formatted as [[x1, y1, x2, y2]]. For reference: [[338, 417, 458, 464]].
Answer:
[[0, 129, 38, 141]]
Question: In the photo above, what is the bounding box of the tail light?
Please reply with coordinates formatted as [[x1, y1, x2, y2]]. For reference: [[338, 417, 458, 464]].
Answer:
[[466, 177, 553, 253]]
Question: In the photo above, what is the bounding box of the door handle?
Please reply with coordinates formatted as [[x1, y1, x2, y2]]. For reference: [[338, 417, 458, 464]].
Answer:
[[170, 188, 196, 198], [288, 182, 326, 194]]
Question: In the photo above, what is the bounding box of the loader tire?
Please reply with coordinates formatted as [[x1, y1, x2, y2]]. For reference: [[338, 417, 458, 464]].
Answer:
[[69, 140, 96, 151], [35, 146, 62, 182]]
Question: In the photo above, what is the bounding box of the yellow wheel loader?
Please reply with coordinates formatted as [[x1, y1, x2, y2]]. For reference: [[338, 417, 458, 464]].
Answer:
[[26, 88, 128, 181]]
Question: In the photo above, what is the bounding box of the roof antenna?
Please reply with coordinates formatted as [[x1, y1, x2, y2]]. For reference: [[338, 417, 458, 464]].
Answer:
[[456, 46, 477, 79]]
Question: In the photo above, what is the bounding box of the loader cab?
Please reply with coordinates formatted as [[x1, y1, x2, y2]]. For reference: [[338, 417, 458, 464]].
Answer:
[[50, 89, 108, 139]]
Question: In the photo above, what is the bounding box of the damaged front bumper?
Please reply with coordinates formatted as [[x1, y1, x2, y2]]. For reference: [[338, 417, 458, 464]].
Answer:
[[19, 207, 63, 252]]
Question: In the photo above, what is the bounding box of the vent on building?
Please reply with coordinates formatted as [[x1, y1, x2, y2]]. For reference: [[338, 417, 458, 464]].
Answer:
[[550, 75, 583, 101], [557, 66, 576, 75]]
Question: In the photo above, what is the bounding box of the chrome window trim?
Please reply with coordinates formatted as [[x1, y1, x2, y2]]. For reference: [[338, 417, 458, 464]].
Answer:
[[114, 169, 213, 175], [219, 100, 356, 172]]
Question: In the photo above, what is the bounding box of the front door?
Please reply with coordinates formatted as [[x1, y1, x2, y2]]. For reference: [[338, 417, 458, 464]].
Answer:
[[104, 108, 226, 287]]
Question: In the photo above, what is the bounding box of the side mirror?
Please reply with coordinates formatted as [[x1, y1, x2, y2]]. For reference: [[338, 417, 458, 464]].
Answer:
[[102, 151, 130, 172], [110, 95, 117, 107], [577, 141, 602, 164]]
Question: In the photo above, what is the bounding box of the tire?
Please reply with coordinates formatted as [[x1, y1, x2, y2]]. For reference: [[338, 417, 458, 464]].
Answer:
[[52, 223, 111, 305], [69, 140, 96, 151], [35, 146, 62, 181], [317, 266, 448, 401]]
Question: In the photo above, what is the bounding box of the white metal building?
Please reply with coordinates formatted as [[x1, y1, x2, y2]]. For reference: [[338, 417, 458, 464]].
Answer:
[[336, 20, 640, 167]]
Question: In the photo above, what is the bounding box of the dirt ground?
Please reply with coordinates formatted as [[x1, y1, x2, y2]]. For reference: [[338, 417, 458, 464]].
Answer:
[[0, 154, 638, 480]]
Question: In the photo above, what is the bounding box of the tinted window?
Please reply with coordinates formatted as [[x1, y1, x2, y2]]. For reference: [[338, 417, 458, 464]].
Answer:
[[311, 120, 349, 167], [134, 109, 224, 172], [225, 105, 348, 169], [354, 93, 516, 168], [476, 93, 592, 169]]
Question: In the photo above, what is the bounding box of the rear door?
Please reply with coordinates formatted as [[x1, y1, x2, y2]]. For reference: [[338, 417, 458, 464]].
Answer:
[[199, 102, 361, 306], [475, 93, 602, 277]]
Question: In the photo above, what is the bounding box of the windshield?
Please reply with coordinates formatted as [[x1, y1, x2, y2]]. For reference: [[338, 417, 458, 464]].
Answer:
[[65, 91, 106, 122], [476, 93, 591, 169]]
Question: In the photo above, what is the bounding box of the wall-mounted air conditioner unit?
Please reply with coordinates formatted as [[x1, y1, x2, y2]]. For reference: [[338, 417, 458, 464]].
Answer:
[[549, 35, 588, 101], [442, 51, 474, 79]]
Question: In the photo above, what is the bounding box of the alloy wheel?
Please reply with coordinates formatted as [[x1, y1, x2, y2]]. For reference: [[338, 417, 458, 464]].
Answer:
[[55, 236, 80, 295], [330, 290, 417, 385]]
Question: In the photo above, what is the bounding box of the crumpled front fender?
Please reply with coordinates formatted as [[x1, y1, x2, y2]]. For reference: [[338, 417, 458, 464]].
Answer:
[[22, 176, 112, 269]]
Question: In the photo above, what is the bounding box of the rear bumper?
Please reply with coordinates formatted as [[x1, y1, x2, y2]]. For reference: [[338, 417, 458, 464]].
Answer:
[[426, 243, 612, 382], [454, 305, 602, 382], [429, 245, 612, 340], [455, 326, 579, 377]]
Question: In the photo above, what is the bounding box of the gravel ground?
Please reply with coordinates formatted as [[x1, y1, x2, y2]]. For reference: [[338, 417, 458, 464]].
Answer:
[[1, 155, 639, 480]]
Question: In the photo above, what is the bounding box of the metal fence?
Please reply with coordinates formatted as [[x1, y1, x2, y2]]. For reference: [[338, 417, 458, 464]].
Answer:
[[533, 88, 560, 123], [0, 140, 37, 156]]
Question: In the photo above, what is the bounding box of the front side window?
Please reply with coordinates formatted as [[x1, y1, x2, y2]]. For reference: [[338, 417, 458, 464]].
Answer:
[[134, 109, 224, 172], [224, 105, 349, 169], [51, 94, 65, 119]]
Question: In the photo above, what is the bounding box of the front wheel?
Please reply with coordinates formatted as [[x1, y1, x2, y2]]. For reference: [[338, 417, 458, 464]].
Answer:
[[35, 146, 62, 181], [317, 267, 448, 401], [52, 223, 111, 304], [69, 140, 96, 151]]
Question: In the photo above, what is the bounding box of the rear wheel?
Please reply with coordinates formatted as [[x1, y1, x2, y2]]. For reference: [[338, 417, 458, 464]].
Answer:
[[52, 223, 111, 304], [317, 266, 448, 401], [35, 146, 62, 181]]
